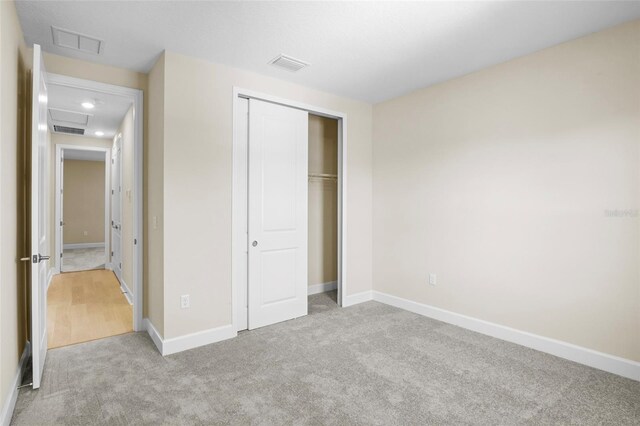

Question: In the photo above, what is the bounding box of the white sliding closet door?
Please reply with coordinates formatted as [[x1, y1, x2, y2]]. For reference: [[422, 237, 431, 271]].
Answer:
[[248, 99, 309, 329]]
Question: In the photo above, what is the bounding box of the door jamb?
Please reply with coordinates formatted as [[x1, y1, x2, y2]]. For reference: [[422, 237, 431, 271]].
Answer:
[[54, 144, 111, 274], [48, 72, 144, 332], [231, 87, 348, 332]]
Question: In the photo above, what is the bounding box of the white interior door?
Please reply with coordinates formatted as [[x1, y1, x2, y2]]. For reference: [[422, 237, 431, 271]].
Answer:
[[59, 150, 65, 270], [111, 136, 122, 278], [30, 44, 49, 389], [248, 99, 308, 329]]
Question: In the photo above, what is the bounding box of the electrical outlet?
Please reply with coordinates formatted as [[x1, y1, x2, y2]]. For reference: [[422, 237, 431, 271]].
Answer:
[[429, 273, 437, 286], [181, 294, 190, 309], [83, 231, 88, 236]]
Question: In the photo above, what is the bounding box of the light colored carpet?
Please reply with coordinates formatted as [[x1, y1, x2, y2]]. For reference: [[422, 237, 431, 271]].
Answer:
[[62, 247, 106, 272], [12, 291, 640, 425]]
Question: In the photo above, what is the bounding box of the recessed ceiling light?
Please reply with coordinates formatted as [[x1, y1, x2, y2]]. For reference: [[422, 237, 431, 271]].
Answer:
[[95, 131, 104, 136], [82, 101, 95, 109]]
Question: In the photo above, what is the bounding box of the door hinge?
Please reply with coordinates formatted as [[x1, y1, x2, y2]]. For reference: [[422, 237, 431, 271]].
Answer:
[[111, 251, 114, 257], [111, 189, 114, 195], [134, 239, 137, 245], [119, 262, 122, 269]]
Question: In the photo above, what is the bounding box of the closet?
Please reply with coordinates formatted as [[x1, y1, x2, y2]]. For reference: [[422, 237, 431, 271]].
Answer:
[[308, 115, 338, 301], [234, 96, 342, 332]]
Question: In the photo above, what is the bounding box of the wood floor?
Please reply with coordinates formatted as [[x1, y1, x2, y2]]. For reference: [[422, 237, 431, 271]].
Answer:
[[47, 269, 133, 349]]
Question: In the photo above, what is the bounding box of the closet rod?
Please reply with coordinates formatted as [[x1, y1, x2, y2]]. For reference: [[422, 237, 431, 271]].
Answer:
[[308, 173, 338, 182], [308, 173, 337, 178]]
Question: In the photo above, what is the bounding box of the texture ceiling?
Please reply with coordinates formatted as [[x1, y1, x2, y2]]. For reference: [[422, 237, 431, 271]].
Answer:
[[16, 1, 640, 103]]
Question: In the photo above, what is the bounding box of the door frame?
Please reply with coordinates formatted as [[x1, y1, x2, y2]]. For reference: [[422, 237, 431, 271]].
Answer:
[[47, 72, 144, 331], [54, 144, 111, 273], [231, 87, 348, 332]]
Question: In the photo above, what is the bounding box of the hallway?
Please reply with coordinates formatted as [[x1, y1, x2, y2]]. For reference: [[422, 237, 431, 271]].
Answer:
[[61, 248, 106, 273], [47, 270, 132, 349]]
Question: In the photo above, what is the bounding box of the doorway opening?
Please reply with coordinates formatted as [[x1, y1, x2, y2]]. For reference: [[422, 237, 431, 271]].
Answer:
[[28, 44, 143, 388], [48, 77, 139, 349], [56, 146, 110, 273], [307, 114, 339, 313], [232, 88, 347, 332]]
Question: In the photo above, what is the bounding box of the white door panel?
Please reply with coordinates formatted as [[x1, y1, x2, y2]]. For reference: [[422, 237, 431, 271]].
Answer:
[[248, 99, 308, 329], [111, 136, 122, 279], [261, 249, 297, 303], [30, 44, 49, 389]]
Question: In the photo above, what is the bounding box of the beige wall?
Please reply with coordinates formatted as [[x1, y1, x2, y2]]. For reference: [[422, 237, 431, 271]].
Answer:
[[62, 160, 105, 245], [0, 0, 29, 415], [44, 52, 146, 91], [48, 134, 111, 270], [117, 106, 135, 289], [145, 53, 165, 334], [308, 115, 338, 287], [373, 20, 640, 361], [147, 51, 373, 339]]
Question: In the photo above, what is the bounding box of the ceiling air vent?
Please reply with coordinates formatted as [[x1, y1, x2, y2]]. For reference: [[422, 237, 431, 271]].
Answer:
[[51, 26, 103, 55], [269, 54, 309, 72], [53, 125, 85, 135]]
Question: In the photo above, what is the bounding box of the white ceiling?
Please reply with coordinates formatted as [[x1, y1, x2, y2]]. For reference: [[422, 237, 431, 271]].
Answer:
[[16, 1, 640, 103], [48, 83, 132, 139], [63, 148, 105, 162]]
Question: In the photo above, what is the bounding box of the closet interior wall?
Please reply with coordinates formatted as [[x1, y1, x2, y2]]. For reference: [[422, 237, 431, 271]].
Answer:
[[308, 114, 338, 292]]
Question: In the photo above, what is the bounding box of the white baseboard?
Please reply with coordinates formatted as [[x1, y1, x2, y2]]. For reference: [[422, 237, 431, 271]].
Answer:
[[1, 342, 31, 426], [63, 242, 105, 250], [113, 268, 122, 283], [144, 318, 237, 356], [118, 277, 133, 305], [308, 281, 337, 295], [372, 291, 640, 382], [342, 290, 373, 307], [144, 319, 164, 355], [163, 324, 236, 356]]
